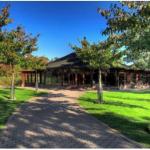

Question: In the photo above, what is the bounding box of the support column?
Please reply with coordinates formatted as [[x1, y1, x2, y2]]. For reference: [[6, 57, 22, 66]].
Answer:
[[68, 73, 70, 85], [124, 72, 127, 89], [57, 72, 59, 85], [44, 71, 46, 85], [34, 72, 36, 84], [27, 73, 29, 84], [31, 73, 33, 83], [71, 74, 74, 85], [136, 73, 139, 83], [25, 73, 27, 84], [21, 73, 25, 87], [61, 70, 64, 86], [62, 74, 64, 86], [82, 73, 85, 85], [126, 72, 131, 88], [75, 73, 78, 86], [39, 72, 42, 84], [116, 70, 120, 89]]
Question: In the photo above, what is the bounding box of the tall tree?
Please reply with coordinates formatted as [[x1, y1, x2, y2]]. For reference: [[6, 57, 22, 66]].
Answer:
[[98, 2, 150, 67], [72, 37, 122, 103], [0, 27, 38, 99], [0, 5, 12, 78]]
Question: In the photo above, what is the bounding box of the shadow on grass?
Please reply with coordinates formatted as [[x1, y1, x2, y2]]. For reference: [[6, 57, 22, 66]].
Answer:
[[106, 95, 150, 103], [0, 98, 24, 127], [104, 101, 148, 110], [142, 116, 150, 121], [92, 112, 150, 147], [0, 89, 10, 99], [80, 93, 150, 147], [79, 97, 148, 110], [110, 89, 150, 94], [0, 89, 48, 130]]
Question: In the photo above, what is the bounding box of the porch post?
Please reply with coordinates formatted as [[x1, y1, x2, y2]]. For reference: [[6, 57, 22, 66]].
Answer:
[[31, 73, 33, 83], [27, 73, 29, 84], [39, 72, 42, 84], [34, 72, 36, 85], [44, 71, 46, 85], [21, 72, 25, 87], [127, 72, 131, 88], [82, 73, 85, 85], [136, 73, 139, 83], [116, 71, 120, 89], [124, 72, 127, 89], [61, 70, 64, 86], [75, 73, 78, 86], [68, 73, 70, 85]]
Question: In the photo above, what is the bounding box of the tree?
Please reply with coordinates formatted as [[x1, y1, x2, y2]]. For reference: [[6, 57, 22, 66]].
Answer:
[[0, 27, 38, 99], [22, 55, 49, 92], [98, 2, 150, 67], [0, 5, 12, 31], [0, 5, 12, 92], [128, 52, 150, 70], [72, 37, 122, 103]]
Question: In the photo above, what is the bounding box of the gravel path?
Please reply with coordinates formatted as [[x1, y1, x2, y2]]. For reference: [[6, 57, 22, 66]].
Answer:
[[0, 89, 141, 148]]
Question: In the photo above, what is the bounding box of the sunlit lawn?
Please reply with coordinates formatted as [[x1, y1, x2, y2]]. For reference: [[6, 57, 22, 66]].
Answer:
[[79, 89, 150, 148], [0, 88, 47, 129]]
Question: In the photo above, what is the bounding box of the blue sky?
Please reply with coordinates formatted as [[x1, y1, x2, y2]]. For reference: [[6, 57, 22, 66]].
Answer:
[[1, 1, 115, 59]]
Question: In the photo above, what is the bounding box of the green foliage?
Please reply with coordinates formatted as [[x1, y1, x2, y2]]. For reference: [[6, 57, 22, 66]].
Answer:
[[131, 52, 150, 69], [79, 90, 150, 147], [22, 55, 49, 70], [98, 2, 150, 68], [72, 37, 122, 70], [0, 5, 12, 29], [0, 5, 11, 63], [0, 26, 38, 67]]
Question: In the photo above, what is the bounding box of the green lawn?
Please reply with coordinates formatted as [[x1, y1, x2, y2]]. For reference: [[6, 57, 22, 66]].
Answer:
[[0, 88, 47, 129], [79, 90, 150, 148]]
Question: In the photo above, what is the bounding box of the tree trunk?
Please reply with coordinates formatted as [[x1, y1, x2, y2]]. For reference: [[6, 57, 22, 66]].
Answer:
[[97, 68, 103, 103], [35, 70, 38, 92], [10, 66, 15, 100]]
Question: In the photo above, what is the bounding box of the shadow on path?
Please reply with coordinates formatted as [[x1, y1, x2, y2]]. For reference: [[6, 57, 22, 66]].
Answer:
[[0, 90, 141, 148]]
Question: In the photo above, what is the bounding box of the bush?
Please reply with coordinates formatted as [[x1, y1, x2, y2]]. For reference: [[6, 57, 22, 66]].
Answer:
[[0, 75, 21, 87]]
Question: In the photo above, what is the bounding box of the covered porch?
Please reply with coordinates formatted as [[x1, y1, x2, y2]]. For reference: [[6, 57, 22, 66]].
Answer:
[[20, 53, 150, 89], [21, 70, 46, 88]]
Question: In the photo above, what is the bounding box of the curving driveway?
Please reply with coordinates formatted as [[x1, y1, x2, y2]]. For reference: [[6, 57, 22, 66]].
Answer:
[[0, 89, 141, 148]]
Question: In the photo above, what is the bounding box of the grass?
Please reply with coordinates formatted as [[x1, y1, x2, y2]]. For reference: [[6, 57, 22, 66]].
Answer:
[[79, 89, 150, 148], [0, 88, 47, 129]]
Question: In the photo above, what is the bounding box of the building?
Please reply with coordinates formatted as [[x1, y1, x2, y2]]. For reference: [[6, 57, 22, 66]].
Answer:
[[21, 53, 150, 89]]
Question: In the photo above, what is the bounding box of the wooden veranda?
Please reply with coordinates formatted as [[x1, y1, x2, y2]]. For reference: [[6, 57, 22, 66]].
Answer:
[[21, 53, 150, 89]]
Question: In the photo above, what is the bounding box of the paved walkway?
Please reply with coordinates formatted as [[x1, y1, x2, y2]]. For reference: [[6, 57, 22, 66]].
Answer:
[[0, 89, 141, 148]]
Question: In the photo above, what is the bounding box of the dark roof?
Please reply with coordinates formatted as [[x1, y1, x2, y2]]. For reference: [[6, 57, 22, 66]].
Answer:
[[47, 53, 88, 69], [47, 52, 150, 72]]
